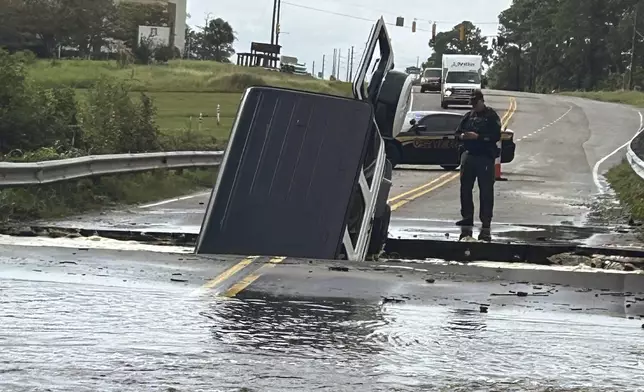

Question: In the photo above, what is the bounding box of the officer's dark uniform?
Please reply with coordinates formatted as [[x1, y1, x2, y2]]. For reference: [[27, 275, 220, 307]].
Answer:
[[454, 90, 502, 240]]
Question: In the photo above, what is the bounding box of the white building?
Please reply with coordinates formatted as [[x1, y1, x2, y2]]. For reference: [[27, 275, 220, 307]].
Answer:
[[114, 0, 186, 55]]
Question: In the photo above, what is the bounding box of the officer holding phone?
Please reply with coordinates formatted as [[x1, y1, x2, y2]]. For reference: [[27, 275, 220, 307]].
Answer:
[[454, 89, 502, 241]]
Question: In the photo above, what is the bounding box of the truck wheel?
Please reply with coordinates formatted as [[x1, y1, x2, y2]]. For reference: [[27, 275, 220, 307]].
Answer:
[[441, 165, 459, 171], [385, 142, 401, 169], [367, 204, 391, 257]]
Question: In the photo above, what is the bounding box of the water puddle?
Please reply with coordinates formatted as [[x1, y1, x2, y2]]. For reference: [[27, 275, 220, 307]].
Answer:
[[1, 280, 642, 391]]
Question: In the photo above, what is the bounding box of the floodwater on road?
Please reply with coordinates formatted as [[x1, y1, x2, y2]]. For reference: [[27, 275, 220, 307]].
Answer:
[[1, 276, 643, 392]]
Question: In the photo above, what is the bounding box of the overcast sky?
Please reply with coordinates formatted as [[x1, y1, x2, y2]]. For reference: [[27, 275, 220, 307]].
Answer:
[[186, 0, 512, 78]]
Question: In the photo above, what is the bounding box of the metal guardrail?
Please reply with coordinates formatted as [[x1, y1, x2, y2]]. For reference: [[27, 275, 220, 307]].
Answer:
[[627, 142, 644, 180], [0, 151, 223, 188]]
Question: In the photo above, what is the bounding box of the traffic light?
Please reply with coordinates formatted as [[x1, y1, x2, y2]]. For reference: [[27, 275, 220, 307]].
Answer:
[[412, 20, 416, 33], [432, 23, 436, 41], [497, 36, 506, 47], [396, 17, 404, 27], [459, 24, 465, 41]]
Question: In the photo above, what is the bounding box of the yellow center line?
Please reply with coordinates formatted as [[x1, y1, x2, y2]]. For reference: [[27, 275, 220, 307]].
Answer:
[[198, 256, 259, 292], [390, 173, 461, 211], [222, 256, 286, 297], [386, 172, 454, 203]]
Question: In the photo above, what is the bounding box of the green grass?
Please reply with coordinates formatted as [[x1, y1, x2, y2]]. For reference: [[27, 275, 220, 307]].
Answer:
[[0, 169, 216, 222], [31, 59, 352, 95], [605, 161, 644, 221], [38, 60, 352, 147], [561, 90, 644, 107], [1, 59, 353, 222]]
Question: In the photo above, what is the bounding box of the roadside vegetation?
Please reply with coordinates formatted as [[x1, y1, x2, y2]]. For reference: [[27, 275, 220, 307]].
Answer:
[[605, 161, 644, 222], [560, 90, 644, 108], [0, 0, 350, 222]]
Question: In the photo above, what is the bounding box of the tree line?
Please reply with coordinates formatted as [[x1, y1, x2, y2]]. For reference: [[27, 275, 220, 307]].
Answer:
[[490, 0, 642, 92], [0, 0, 236, 63], [423, 1, 643, 92]]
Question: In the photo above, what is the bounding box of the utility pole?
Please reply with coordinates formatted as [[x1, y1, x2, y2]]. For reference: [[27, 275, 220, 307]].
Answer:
[[337, 48, 342, 80], [346, 48, 350, 80], [349, 46, 354, 80], [312, 61, 315, 77], [417, 56, 419, 68], [332, 49, 337, 79], [275, 0, 282, 46], [322, 54, 325, 79], [628, 3, 639, 90], [270, 0, 277, 44]]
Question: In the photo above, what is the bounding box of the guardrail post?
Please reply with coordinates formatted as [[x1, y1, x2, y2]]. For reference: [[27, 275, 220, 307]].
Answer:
[[217, 104, 221, 126], [199, 113, 203, 132]]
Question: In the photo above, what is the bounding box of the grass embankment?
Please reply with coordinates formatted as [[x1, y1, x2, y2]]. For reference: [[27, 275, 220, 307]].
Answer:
[[605, 161, 644, 221], [561, 90, 644, 107], [1, 59, 352, 222], [562, 90, 644, 221], [32, 59, 353, 148]]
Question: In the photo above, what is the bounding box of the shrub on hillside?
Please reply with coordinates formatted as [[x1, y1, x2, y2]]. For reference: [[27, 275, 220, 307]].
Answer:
[[0, 50, 79, 154], [79, 77, 161, 154], [154, 45, 181, 63]]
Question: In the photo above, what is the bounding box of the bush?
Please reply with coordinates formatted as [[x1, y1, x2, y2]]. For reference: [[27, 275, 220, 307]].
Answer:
[[154, 45, 180, 63], [79, 77, 161, 154], [0, 49, 79, 154]]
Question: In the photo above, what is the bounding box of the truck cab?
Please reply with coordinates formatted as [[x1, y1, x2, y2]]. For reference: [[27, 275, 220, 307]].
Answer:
[[440, 54, 482, 109]]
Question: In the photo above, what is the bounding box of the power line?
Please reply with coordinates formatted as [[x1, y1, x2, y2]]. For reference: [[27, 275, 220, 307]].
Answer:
[[281, 1, 500, 27]]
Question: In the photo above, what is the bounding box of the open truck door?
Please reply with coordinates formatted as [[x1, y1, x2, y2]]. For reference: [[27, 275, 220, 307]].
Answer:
[[195, 17, 407, 261]]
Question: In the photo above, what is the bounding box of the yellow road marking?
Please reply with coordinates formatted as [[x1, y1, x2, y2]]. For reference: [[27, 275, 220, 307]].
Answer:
[[200, 256, 259, 291], [386, 172, 454, 203], [222, 256, 286, 297], [388, 96, 518, 211], [390, 173, 460, 211]]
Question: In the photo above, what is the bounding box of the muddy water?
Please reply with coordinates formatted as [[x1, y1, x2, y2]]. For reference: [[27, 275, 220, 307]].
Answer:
[[1, 278, 643, 391]]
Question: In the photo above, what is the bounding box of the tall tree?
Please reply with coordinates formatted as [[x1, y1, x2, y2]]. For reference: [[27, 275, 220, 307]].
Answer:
[[111, 2, 170, 49], [422, 21, 493, 69], [197, 18, 236, 62], [64, 0, 117, 58], [488, 0, 643, 92]]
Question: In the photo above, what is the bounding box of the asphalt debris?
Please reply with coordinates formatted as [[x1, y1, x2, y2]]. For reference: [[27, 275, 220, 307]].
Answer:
[[328, 266, 349, 272], [425, 278, 436, 284], [547, 252, 644, 271]]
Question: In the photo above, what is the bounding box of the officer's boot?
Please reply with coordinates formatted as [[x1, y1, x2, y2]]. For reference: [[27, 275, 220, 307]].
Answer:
[[478, 225, 492, 242], [459, 226, 474, 241]]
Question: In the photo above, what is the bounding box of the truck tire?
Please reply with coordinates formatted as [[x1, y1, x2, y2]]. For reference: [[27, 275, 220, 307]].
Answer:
[[367, 204, 391, 256], [385, 141, 401, 168]]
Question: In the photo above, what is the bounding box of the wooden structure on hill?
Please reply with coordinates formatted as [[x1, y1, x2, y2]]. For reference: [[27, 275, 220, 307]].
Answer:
[[236, 42, 281, 69]]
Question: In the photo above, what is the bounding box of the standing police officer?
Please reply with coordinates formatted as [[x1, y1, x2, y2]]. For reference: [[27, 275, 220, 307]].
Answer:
[[454, 90, 502, 241]]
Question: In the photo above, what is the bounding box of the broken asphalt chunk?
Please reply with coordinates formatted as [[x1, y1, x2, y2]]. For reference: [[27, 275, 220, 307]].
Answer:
[[328, 266, 349, 272]]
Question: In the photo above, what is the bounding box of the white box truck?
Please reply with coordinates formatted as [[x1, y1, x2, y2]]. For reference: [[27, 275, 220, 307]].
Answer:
[[440, 54, 483, 109]]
